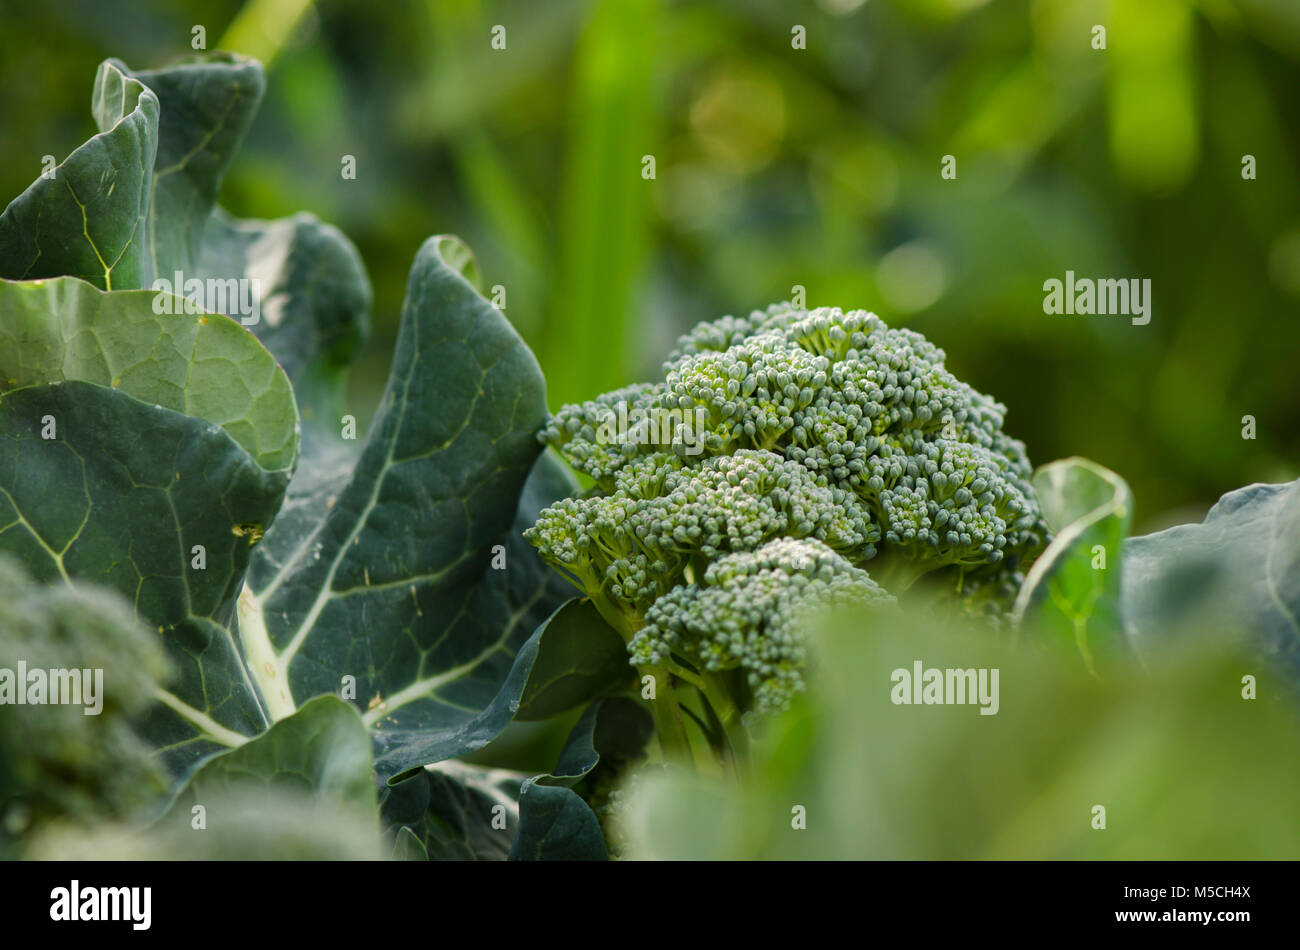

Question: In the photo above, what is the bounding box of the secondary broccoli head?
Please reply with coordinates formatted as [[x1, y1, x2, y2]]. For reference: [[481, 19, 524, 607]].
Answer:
[[0, 555, 172, 850], [629, 538, 893, 716]]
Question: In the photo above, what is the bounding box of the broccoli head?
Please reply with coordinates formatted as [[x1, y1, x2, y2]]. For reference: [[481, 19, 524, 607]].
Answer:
[[526, 303, 1048, 765]]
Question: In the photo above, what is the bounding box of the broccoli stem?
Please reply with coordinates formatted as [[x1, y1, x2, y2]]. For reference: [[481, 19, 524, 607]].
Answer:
[[700, 670, 750, 768], [646, 666, 752, 774], [580, 593, 716, 769], [866, 550, 939, 594], [643, 665, 694, 765], [586, 590, 644, 642], [675, 695, 730, 777], [585, 590, 750, 773]]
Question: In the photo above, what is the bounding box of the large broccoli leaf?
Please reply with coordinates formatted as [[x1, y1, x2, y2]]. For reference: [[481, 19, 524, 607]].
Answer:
[[510, 780, 609, 861], [234, 234, 557, 782], [196, 208, 371, 402], [0, 277, 297, 472], [113, 55, 568, 781], [108, 54, 265, 279], [159, 694, 377, 827], [0, 274, 298, 773], [510, 695, 652, 861]]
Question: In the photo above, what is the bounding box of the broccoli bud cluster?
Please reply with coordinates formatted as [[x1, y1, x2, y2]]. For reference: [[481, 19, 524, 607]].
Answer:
[[630, 538, 892, 714], [526, 302, 1048, 734], [527, 448, 879, 620]]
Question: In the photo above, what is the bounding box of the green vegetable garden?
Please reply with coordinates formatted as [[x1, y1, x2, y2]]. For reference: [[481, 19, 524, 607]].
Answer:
[[1, 0, 1299, 866]]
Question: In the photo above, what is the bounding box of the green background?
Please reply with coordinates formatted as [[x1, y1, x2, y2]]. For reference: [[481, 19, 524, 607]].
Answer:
[[3, 0, 1297, 531]]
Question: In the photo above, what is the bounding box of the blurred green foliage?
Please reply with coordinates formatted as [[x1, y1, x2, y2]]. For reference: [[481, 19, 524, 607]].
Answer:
[[2, 0, 1297, 529], [618, 608, 1300, 859]]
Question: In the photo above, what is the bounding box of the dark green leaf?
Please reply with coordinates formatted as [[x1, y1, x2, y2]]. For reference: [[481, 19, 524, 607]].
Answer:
[[237, 235, 553, 776], [515, 597, 632, 721], [196, 208, 371, 404], [382, 761, 522, 860], [511, 696, 651, 861], [46, 695, 386, 860], [113, 54, 265, 278], [1123, 477, 1300, 681], [366, 454, 582, 782], [543, 695, 652, 786], [162, 694, 376, 815], [0, 61, 158, 289], [509, 779, 608, 861], [0, 277, 299, 473]]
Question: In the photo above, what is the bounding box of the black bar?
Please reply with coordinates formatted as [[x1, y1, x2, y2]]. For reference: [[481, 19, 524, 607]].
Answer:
[[4, 860, 1285, 936]]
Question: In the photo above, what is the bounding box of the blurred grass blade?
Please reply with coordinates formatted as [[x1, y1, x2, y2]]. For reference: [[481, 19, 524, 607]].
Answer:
[[1107, 0, 1197, 191], [221, 0, 317, 65], [546, 0, 658, 407]]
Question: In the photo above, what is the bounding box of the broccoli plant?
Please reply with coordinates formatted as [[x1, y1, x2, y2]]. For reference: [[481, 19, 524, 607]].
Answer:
[[2, 51, 1296, 865], [526, 303, 1050, 767]]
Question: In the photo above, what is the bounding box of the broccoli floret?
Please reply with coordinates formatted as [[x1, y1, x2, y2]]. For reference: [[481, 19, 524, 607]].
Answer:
[[861, 434, 1043, 588], [527, 302, 1048, 766], [540, 382, 669, 484], [630, 538, 893, 716], [666, 301, 803, 358], [525, 449, 879, 626]]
